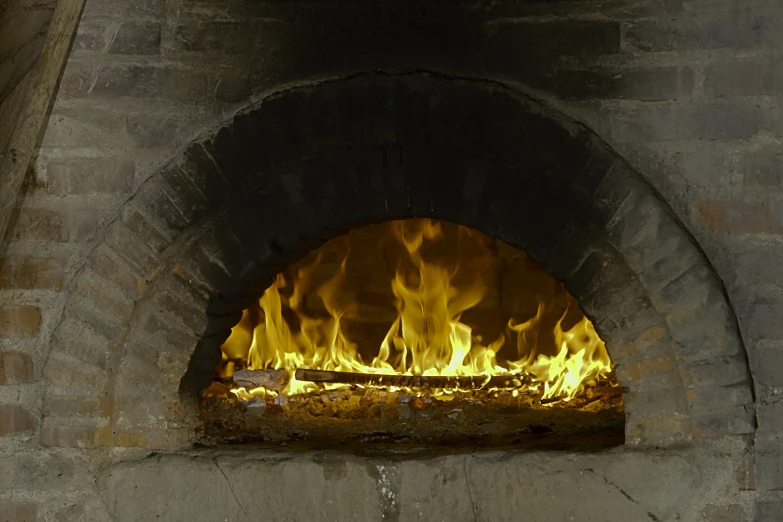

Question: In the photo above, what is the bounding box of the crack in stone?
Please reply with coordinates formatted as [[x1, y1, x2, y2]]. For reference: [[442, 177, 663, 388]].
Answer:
[[581, 468, 659, 522], [214, 458, 250, 521], [463, 454, 478, 522]]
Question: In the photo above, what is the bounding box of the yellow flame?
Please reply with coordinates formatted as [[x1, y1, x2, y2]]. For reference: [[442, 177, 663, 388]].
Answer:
[[219, 219, 615, 402]]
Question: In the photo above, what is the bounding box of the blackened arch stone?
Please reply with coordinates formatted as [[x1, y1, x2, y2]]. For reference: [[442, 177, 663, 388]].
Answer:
[[45, 72, 753, 450]]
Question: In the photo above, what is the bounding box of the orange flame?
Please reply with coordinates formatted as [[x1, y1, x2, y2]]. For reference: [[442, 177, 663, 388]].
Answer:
[[220, 219, 615, 402]]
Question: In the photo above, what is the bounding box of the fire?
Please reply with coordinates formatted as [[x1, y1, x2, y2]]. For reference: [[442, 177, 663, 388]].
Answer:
[[218, 219, 616, 403]]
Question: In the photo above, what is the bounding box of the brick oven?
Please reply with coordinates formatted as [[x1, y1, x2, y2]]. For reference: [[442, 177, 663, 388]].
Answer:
[[1, 0, 780, 521]]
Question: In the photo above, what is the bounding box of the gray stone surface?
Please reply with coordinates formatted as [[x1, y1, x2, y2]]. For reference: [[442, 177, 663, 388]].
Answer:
[[98, 445, 746, 522]]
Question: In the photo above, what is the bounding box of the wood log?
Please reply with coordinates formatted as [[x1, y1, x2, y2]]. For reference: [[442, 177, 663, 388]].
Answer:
[[232, 369, 290, 391], [294, 368, 531, 389]]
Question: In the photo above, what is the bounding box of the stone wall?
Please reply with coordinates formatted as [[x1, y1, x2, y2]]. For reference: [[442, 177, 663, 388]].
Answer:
[[1, 0, 782, 520]]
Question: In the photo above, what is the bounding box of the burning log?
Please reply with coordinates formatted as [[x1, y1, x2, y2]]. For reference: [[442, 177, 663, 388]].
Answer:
[[232, 369, 289, 391], [294, 368, 531, 390]]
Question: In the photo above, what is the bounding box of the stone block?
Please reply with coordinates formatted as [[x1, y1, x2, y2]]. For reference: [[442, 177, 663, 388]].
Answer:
[[174, 20, 284, 54], [0, 403, 36, 436], [0, 501, 37, 522], [693, 200, 779, 234], [40, 158, 134, 195], [614, 357, 683, 392], [43, 351, 106, 393], [748, 293, 783, 339], [610, 102, 762, 142], [108, 21, 161, 55], [743, 152, 783, 186], [72, 269, 136, 326], [0, 305, 41, 338], [754, 343, 783, 386], [757, 401, 783, 432], [0, 255, 66, 290], [555, 66, 694, 101], [44, 395, 108, 418], [50, 317, 112, 370], [487, 20, 621, 56], [756, 433, 783, 490], [626, 16, 767, 52], [625, 413, 691, 447], [691, 404, 756, 437], [756, 501, 783, 521], [90, 65, 207, 103], [680, 355, 750, 388], [0, 352, 35, 384], [100, 455, 381, 522], [120, 204, 173, 253], [705, 57, 783, 96], [734, 245, 783, 287], [40, 106, 130, 149], [703, 504, 746, 522], [72, 19, 116, 52]]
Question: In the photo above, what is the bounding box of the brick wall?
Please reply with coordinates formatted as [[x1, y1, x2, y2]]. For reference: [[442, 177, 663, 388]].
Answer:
[[1, 0, 783, 519]]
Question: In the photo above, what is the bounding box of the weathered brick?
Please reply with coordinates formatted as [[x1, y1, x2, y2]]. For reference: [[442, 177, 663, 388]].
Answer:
[[626, 16, 766, 52], [0, 305, 41, 338], [705, 57, 783, 96], [44, 395, 109, 418], [120, 204, 173, 253], [44, 352, 106, 393], [51, 318, 112, 370], [39, 158, 134, 195], [0, 501, 37, 522], [703, 504, 745, 522], [88, 244, 145, 300], [555, 66, 694, 101], [57, 62, 100, 99], [0, 403, 36, 436], [104, 221, 161, 279], [680, 355, 749, 388], [0, 352, 35, 384], [743, 152, 783, 186], [14, 207, 100, 243], [72, 269, 136, 324], [611, 103, 761, 142], [39, 422, 109, 448], [614, 357, 683, 391], [693, 200, 780, 234], [90, 65, 208, 103], [0, 255, 66, 289], [108, 21, 161, 55]]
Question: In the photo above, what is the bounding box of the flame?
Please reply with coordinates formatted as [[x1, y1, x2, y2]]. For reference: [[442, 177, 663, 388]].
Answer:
[[218, 219, 615, 402]]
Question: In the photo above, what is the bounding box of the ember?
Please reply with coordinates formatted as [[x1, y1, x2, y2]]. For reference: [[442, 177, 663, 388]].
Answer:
[[212, 219, 619, 410]]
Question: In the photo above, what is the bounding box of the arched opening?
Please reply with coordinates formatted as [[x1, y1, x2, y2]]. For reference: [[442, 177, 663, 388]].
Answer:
[[202, 218, 623, 447]]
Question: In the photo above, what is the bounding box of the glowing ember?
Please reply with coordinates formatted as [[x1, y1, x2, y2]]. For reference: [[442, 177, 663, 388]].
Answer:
[[217, 219, 616, 403]]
